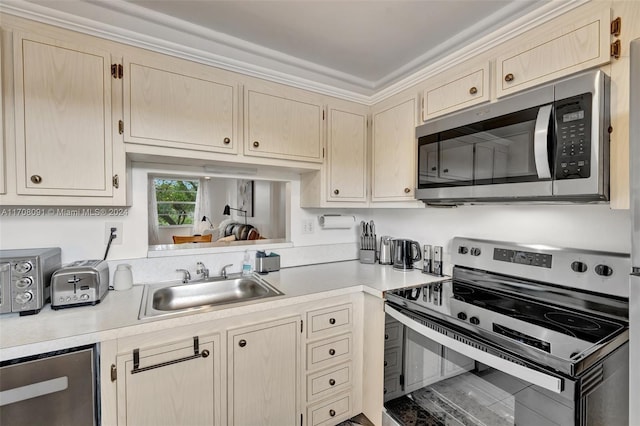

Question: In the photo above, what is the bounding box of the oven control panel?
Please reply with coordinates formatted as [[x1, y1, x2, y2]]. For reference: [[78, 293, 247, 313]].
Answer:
[[493, 248, 552, 269]]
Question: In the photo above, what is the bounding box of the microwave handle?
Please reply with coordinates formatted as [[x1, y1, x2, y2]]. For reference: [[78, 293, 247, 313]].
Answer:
[[534, 104, 553, 179]]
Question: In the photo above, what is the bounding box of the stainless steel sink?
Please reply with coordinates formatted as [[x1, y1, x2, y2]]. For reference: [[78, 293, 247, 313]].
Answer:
[[139, 274, 283, 319]]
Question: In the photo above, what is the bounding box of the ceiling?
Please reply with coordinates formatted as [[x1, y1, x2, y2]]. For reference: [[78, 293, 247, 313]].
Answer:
[[12, 0, 561, 97]]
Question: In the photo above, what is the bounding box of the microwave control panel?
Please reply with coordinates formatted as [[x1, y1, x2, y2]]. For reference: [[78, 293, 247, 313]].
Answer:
[[554, 93, 592, 180]]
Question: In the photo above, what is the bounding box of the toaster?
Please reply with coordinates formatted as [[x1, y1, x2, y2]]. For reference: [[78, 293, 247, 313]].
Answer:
[[51, 260, 109, 309]]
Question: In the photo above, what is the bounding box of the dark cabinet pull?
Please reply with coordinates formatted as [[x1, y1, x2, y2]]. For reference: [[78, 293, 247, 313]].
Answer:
[[443, 169, 449, 173], [404, 187, 410, 194], [329, 318, 336, 324], [384, 361, 388, 367], [469, 86, 478, 95], [329, 348, 336, 356], [329, 379, 336, 386], [30, 175, 42, 184], [384, 333, 389, 340], [253, 141, 260, 148], [333, 189, 339, 195], [505, 73, 514, 82], [131, 337, 208, 374], [223, 137, 231, 144], [329, 409, 336, 417], [238, 339, 247, 347]]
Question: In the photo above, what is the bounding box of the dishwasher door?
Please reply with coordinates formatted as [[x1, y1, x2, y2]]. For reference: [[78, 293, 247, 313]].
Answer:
[[0, 345, 97, 426]]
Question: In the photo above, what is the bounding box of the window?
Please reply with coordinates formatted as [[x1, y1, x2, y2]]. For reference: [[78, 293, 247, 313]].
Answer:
[[154, 178, 199, 226]]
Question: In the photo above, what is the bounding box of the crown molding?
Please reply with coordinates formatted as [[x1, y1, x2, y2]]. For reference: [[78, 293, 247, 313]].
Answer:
[[1, 0, 589, 106]]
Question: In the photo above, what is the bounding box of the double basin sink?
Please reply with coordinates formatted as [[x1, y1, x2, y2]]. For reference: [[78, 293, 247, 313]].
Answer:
[[139, 273, 283, 320]]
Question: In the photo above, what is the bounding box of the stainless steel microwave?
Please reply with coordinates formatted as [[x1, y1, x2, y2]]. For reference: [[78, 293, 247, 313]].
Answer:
[[415, 70, 610, 204]]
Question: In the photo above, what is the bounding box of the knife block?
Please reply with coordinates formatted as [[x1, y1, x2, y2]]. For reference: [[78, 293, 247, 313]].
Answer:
[[359, 249, 376, 264]]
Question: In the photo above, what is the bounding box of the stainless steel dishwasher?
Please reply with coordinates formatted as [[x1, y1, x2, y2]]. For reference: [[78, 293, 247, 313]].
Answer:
[[0, 345, 98, 425]]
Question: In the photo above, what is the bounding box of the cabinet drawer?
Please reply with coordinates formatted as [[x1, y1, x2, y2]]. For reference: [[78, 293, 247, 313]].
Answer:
[[306, 362, 351, 401], [384, 322, 403, 348], [307, 392, 352, 426], [384, 348, 401, 376], [307, 334, 352, 370], [422, 64, 489, 120], [384, 376, 402, 402], [307, 304, 352, 338]]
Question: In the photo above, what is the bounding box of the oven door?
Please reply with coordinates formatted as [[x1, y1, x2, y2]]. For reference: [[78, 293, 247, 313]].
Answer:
[[384, 304, 579, 426]]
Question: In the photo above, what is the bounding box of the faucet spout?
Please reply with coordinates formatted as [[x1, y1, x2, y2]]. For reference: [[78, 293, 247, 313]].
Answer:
[[220, 264, 233, 279], [176, 269, 191, 283], [196, 261, 209, 279]]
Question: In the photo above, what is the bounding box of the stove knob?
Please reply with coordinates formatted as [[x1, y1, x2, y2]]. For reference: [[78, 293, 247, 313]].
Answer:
[[470, 247, 482, 256], [458, 246, 468, 254], [15, 291, 33, 305], [457, 312, 467, 321], [595, 264, 613, 277], [14, 261, 33, 274], [15, 277, 33, 288], [470, 317, 480, 325], [571, 261, 587, 273]]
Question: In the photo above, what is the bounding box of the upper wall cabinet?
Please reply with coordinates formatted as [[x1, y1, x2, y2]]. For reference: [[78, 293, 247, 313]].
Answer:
[[496, 8, 611, 98], [123, 54, 238, 154], [371, 96, 418, 202], [244, 83, 323, 163], [422, 63, 490, 121], [8, 31, 127, 204]]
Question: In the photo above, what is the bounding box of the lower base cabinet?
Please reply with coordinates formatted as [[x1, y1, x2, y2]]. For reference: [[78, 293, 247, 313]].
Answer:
[[227, 316, 301, 426], [115, 334, 218, 426]]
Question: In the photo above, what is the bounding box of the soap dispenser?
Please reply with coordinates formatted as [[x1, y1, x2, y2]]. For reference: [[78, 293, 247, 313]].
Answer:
[[242, 250, 253, 276]]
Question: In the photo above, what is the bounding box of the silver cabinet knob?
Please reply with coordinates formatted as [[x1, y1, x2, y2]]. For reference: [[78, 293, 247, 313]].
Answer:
[[30, 175, 42, 184], [238, 339, 247, 347]]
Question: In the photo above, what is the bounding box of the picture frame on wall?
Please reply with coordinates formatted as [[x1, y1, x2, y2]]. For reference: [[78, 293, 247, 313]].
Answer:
[[237, 180, 254, 217]]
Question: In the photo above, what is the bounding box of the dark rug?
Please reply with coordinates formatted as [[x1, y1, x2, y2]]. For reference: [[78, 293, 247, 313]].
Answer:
[[385, 395, 445, 426]]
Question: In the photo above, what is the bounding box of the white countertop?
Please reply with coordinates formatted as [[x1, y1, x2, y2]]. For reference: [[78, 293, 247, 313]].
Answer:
[[0, 260, 448, 361]]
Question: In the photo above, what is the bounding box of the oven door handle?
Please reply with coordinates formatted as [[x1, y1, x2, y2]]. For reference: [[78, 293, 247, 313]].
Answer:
[[534, 104, 553, 180], [385, 305, 564, 394], [0, 376, 69, 406]]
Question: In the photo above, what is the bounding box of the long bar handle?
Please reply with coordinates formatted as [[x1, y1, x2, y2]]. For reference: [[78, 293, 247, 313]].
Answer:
[[131, 336, 209, 375], [0, 377, 68, 406], [533, 104, 553, 179]]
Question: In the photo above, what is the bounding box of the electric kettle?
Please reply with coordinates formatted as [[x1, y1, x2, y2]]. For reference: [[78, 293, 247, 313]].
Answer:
[[392, 239, 421, 271], [379, 236, 393, 265]]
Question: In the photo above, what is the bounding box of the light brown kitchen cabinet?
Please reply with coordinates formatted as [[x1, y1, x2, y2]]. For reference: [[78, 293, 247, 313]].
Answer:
[[496, 8, 611, 98], [12, 31, 121, 199], [227, 316, 301, 426], [244, 84, 323, 163], [327, 108, 367, 202], [371, 96, 418, 202], [115, 334, 219, 426], [123, 54, 238, 154], [422, 63, 490, 121]]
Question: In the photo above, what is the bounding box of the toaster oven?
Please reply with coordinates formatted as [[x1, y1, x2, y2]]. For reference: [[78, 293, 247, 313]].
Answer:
[[0, 247, 61, 315]]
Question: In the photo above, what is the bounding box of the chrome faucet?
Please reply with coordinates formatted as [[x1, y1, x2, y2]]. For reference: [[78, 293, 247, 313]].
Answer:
[[196, 261, 209, 279], [176, 269, 191, 283], [220, 264, 233, 279]]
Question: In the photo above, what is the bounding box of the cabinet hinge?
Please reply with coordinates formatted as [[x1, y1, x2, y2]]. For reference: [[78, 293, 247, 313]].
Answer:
[[110, 364, 117, 382], [111, 64, 123, 79], [611, 17, 621, 37], [399, 374, 405, 387], [322, 148, 325, 159], [300, 320, 303, 333], [300, 413, 303, 426], [322, 110, 325, 120], [112, 174, 120, 189], [611, 40, 621, 60], [118, 120, 124, 135]]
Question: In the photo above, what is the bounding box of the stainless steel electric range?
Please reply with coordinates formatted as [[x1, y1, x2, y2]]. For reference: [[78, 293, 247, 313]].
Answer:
[[385, 237, 629, 426]]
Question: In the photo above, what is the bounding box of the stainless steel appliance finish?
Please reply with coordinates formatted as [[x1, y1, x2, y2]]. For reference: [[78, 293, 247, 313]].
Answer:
[[628, 36, 640, 426], [0, 248, 61, 315], [0, 345, 98, 425], [379, 236, 394, 265], [392, 239, 421, 271], [51, 260, 109, 309], [385, 237, 629, 425], [416, 70, 610, 204]]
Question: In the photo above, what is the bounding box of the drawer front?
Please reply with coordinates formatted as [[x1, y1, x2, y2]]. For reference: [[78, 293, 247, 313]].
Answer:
[[423, 65, 489, 120], [307, 304, 352, 338], [384, 376, 402, 402], [307, 334, 352, 370], [384, 322, 402, 348], [384, 348, 401, 376], [307, 362, 351, 401], [308, 393, 351, 426]]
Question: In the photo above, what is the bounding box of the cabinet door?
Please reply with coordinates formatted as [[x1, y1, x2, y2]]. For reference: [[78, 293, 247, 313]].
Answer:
[[422, 63, 490, 121], [404, 328, 442, 393], [125, 57, 237, 153], [228, 316, 300, 426], [496, 8, 611, 98], [245, 89, 322, 162], [116, 335, 217, 426], [327, 108, 367, 202], [13, 32, 114, 196], [372, 97, 417, 201]]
